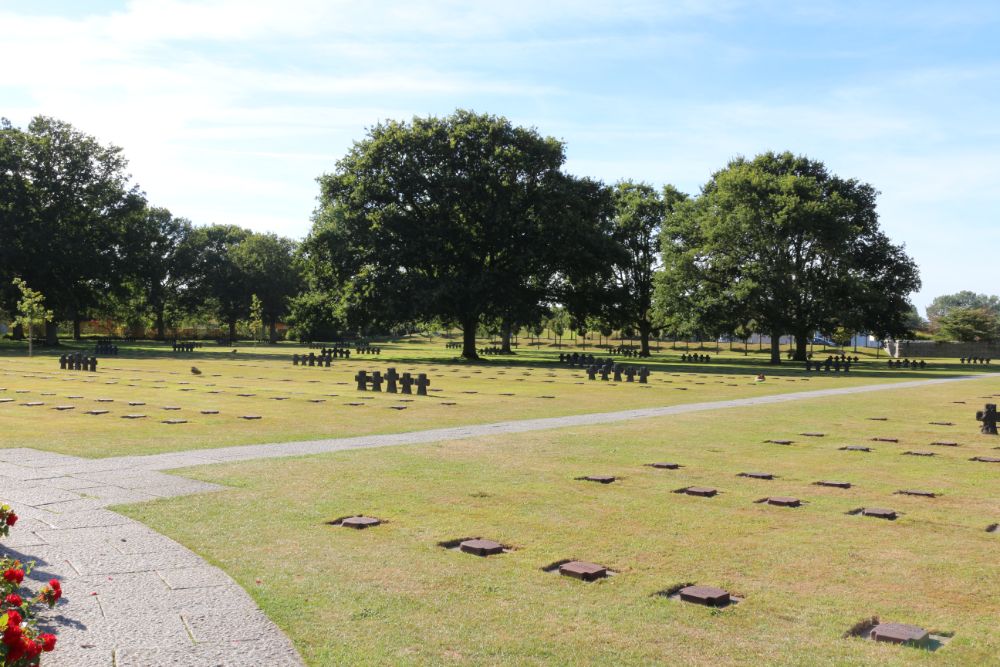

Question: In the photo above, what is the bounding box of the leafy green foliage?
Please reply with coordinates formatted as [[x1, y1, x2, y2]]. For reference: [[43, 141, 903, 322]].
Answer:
[[933, 307, 1000, 342], [309, 109, 608, 358], [657, 151, 920, 363], [11, 278, 52, 356]]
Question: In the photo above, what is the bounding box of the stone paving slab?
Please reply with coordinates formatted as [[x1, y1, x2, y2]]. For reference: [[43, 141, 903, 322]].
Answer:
[[0, 374, 983, 666]]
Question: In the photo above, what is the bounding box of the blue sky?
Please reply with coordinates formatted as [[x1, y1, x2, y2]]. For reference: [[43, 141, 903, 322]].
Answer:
[[3, 1, 999, 313]]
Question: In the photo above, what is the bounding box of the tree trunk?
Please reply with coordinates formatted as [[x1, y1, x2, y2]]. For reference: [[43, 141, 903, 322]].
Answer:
[[769, 330, 782, 364], [793, 331, 808, 361], [45, 320, 59, 346], [461, 316, 479, 360], [73, 318, 82, 340], [228, 320, 237, 342], [639, 322, 651, 357], [12, 324, 24, 340], [155, 310, 166, 341], [269, 320, 278, 343], [500, 319, 513, 354]]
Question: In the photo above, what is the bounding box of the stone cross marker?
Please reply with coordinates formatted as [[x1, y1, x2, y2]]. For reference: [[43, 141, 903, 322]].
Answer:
[[638, 366, 650, 383], [599, 366, 610, 381], [624, 367, 635, 382], [976, 403, 998, 435], [370, 371, 384, 392], [415, 373, 430, 396], [400, 372, 413, 395], [385, 368, 399, 393], [354, 370, 369, 391], [586, 365, 597, 381], [613, 366, 622, 382]]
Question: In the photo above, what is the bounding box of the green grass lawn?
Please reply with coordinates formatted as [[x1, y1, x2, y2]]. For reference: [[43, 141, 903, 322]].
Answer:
[[0, 338, 980, 458], [118, 376, 1000, 666]]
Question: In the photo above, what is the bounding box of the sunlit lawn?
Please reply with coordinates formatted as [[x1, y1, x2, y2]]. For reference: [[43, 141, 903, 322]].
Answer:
[[0, 338, 980, 458], [119, 377, 1000, 666]]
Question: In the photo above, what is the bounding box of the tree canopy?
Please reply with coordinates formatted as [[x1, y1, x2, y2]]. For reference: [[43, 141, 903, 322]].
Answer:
[[308, 109, 610, 358], [657, 151, 920, 363]]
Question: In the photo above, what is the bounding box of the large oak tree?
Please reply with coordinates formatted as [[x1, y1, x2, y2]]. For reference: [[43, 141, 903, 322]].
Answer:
[[309, 110, 609, 358], [658, 151, 920, 363]]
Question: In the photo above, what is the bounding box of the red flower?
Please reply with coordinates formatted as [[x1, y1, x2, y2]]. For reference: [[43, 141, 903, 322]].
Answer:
[[3, 594, 20, 608], [5, 513, 16, 527], [6, 610, 21, 627], [2, 569, 23, 584], [23, 636, 42, 658], [48, 579, 60, 592], [39, 633, 56, 652]]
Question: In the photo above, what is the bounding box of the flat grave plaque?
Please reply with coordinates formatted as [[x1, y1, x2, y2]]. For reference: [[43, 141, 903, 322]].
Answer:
[[339, 516, 380, 529], [739, 472, 774, 480], [647, 462, 680, 469], [679, 486, 717, 497], [763, 496, 801, 507], [895, 490, 937, 498], [870, 623, 929, 646], [162, 419, 187, 424], [459, 539, 504, 556], [815, 480, 852, 488], [580, 475, 616, 484], [678, 585, 731, 607], [558, 561, 607, 582], [840, 446, 871, 452], [862, 507, 897, 520]]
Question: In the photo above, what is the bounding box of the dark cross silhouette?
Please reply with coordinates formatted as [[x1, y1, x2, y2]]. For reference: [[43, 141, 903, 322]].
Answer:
[[586, 366, 597, 381], [976, 403, 998, 435], [292, 354, 299, 366], [638, 366, 650, 384], [415, 373, 431, 396], [370, 371, 384, 392], [385, 368, 399, 393], [400, 373, 413, 395], [354, 370, 369, 391]]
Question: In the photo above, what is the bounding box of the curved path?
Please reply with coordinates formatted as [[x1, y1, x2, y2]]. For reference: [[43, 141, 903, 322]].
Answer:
[[0, 374, 981, 666]]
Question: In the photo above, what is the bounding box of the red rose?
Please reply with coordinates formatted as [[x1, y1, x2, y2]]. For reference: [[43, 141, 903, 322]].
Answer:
[[39, 633, 56, 652], [6, 610, 21, 627], [24, 636, 42, 658], [4, 594, 21, 607], [5, 513, 17, 527], [2, 569, 23, 584], [2, 626, 21, 648], [49, 579, 61, 592]]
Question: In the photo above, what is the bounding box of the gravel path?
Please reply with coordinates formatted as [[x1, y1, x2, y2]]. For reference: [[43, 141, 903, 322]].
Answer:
[[0, 374, 980, 666]]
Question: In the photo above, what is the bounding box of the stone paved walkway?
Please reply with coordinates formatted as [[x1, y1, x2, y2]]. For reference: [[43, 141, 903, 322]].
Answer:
[[0, 374, 980, 666]]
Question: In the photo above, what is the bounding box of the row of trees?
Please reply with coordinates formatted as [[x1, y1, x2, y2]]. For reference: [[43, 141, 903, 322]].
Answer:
[[0, 117, 302, 343], [301, 110, 920, 362], [3, 111, 923, 363], [924, 291, 1000, 342]]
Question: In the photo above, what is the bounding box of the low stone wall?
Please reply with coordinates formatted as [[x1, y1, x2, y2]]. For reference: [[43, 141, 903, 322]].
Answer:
[[899, 340, 999, 359]]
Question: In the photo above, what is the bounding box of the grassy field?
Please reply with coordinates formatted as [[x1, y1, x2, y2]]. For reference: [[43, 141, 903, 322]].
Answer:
[[0, 338, 980, 458], [117, 375, 1000, 666]]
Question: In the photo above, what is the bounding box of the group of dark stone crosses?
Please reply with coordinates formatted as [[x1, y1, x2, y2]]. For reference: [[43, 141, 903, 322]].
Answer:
[[560, 352, 652, 383], [57, 353, 98, 372], [355, 368, 430, 395]]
